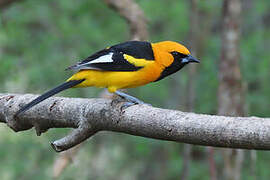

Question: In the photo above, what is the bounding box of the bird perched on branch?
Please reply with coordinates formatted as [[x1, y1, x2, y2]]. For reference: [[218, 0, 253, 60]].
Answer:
[[15, 41, 199, 116]]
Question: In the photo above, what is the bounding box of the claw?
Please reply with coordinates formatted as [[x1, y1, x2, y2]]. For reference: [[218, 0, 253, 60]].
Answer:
[[120, 102, 136, 111]]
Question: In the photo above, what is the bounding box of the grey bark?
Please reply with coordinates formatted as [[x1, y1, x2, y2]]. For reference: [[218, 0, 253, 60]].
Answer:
[[1, 93, 270, 152]]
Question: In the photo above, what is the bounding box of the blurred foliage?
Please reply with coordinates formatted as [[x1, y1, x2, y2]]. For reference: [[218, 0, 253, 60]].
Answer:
[[0, 0, 270, 179]]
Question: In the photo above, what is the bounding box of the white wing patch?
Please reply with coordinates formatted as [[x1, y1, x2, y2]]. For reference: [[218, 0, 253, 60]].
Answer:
[[67, 52, 114, 70], [87, 52, 114, 64]]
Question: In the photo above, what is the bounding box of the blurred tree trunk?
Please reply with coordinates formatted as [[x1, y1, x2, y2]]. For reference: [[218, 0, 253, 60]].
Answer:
[[53, 144, 81, 178], [103, 0, 148, 41], [0, 0, 21, 9], [218, 0, 245, 180], [208, 147, 217, 180], [250, 150, 257, 180]]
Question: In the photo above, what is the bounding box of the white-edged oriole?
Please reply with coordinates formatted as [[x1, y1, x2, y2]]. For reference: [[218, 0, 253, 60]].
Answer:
[[15, 41, 199, 116]]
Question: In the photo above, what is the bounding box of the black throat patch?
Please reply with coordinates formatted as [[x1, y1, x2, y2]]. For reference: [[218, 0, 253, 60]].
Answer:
[[154, 59, 186, 82]]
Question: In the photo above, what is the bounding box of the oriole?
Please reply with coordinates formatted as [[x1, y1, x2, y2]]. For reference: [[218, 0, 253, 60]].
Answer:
[[15, 41, 199, 116]]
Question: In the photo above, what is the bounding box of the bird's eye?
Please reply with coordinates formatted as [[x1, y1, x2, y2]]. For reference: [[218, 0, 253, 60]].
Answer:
[[178, 53, 188, 58], [171, 51, 187, 58], [171, 51, 179, 56]]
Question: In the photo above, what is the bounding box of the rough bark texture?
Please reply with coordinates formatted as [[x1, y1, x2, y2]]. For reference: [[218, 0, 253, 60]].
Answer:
[[1, 93, 270, 152], [103, 0, 148, 41], [218, 0, 244, 180]]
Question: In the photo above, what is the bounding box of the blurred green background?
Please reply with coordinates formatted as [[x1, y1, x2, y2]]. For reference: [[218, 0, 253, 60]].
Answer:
[[0, 0, 270, 179]]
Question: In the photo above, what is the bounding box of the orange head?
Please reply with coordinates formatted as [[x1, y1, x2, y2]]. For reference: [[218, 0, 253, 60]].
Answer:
[[153, 41, 191, 55], [152, 41, 200, 81], [152, 41, 199, 64]]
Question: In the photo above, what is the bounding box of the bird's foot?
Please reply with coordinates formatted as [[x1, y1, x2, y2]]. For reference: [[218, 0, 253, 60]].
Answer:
[[120, 102, 136, 111], [114, 90, 151, 110]]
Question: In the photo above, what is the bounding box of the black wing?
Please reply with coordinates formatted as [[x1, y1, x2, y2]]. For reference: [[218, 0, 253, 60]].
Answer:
[[66, 41, 154, 72]]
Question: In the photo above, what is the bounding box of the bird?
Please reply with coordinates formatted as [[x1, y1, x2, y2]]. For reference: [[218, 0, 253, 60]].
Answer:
[[15, 40, 199, 116]]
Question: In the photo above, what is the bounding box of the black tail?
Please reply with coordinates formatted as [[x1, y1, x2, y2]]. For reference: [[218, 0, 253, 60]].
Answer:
[[15, 79, 85, 117]]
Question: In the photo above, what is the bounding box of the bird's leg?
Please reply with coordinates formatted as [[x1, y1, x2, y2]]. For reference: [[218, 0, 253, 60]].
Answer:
[[114, 90, 146, 109]]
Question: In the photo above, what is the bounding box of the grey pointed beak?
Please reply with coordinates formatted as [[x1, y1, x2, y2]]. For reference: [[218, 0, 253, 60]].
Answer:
[[187, 55, 200, 63], [182, 55, 200, 63]]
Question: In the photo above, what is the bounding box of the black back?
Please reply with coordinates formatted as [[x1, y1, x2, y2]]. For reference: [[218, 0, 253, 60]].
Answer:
[[69, 41, 155, 72], [110, 41, 154, 60]]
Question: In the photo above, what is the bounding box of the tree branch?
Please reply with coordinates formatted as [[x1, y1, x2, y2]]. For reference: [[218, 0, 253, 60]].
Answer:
[[1, 93, 270, 152]]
